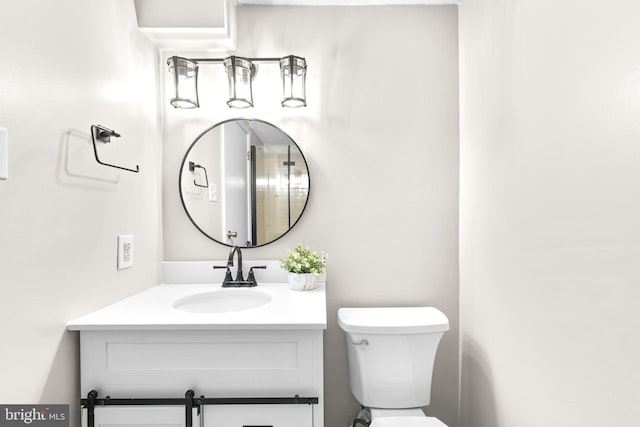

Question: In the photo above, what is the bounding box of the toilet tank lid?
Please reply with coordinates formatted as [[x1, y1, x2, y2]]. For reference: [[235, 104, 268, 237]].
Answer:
[[338, 307, 449, 334]]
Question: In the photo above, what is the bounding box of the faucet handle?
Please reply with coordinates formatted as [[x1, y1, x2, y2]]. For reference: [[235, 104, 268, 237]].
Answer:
[[246, 266, 267, 286], [213, 265, 233, 283]]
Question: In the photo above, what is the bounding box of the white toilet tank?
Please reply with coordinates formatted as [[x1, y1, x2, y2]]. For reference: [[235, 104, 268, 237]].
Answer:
[[338, 307, 449, 409]]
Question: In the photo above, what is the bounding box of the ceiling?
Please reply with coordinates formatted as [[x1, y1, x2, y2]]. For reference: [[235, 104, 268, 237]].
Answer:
[[134, 0, 459, 51]]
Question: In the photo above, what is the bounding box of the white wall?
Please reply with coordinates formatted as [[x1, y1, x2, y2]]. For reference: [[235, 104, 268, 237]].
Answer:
[[162, 6, 460, 427], [459, 0, 640, 425], [0, 1, 162, 424]]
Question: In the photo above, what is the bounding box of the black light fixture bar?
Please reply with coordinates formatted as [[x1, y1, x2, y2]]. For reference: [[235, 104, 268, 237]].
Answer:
[[189, 57, 282, 63]]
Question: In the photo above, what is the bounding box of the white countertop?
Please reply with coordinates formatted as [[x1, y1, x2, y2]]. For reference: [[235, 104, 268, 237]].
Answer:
[[66, 283, 327, 331]]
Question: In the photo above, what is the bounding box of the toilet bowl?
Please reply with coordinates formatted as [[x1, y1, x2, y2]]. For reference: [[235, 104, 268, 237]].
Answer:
[[369, 416, 447, 427], [367, 408, 448, 427], [354, 409, 447, 427], [338, 307, 449, 427]]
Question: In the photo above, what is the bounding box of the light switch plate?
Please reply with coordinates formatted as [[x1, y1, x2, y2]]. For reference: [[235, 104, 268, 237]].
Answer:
[[0, 127, 7, 180], [117, 234, 134, 270]]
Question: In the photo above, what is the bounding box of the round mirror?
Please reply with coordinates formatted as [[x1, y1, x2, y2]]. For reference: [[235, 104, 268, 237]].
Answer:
[[179, 118, 310, 247]]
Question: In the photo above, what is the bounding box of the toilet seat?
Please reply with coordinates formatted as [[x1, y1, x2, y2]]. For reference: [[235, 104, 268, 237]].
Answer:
[[370, 416, 447, 427]]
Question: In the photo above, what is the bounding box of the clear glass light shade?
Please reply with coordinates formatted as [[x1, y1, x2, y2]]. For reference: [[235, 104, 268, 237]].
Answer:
[[280, 56, 307, 108], [223, 56, 255, 109], [167, 56, 199, 109]]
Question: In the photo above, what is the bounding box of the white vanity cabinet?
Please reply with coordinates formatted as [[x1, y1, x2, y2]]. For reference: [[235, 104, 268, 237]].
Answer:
[[69, 282, 326, 427], [79, 329, 323, 399], [79, 329, 322, 427]]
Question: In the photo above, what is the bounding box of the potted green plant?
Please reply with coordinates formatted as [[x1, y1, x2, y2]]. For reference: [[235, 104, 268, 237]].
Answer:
[[279, 244, 327, 291]]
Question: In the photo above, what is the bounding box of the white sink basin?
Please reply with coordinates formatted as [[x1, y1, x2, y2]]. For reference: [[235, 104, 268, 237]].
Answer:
[[173, 290, 272, 313]]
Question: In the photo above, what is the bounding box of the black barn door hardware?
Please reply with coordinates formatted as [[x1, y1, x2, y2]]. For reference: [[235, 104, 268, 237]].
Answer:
[[81, 390, 319, 427]]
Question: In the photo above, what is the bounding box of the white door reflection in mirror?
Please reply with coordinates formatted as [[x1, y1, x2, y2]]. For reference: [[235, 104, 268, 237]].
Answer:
[[222, 121, 250, 246]]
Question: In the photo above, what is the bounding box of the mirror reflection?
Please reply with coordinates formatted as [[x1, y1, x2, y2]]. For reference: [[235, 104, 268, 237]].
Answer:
[[179, 119, 310, 247]]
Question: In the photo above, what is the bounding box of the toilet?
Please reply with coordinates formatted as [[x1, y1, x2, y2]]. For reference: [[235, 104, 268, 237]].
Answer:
[[337, 307, 449, 427]]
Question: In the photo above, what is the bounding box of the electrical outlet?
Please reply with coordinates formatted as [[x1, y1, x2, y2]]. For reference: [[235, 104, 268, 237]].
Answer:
[[117, 234, 134, 270]]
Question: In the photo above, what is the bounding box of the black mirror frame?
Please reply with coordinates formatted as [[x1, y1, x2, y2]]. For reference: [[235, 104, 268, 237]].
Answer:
[[178, 118, 311, 248]]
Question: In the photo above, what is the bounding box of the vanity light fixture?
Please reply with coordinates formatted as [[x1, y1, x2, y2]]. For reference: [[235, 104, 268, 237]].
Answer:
[[223, 56, 256, 108], [167, 56, 199, 109], [280, 55, 307, 108], [166, 55, 307, 109]]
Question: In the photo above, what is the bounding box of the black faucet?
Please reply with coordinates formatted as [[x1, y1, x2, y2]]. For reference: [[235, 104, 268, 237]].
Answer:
[[213, 246, 266, 287], [228, 246, 244, 282]]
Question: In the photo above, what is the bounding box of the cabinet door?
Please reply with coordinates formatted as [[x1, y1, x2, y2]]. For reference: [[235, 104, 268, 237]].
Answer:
[[204, 404, 313, 427], [82, 406, 199, 427]]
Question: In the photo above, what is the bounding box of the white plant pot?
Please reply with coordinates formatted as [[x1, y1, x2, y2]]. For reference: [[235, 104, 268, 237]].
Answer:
[[288, 273, 318, 291]]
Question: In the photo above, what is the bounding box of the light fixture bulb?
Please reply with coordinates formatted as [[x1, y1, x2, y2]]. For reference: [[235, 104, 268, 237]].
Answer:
[[227, 99, 253, 109]]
